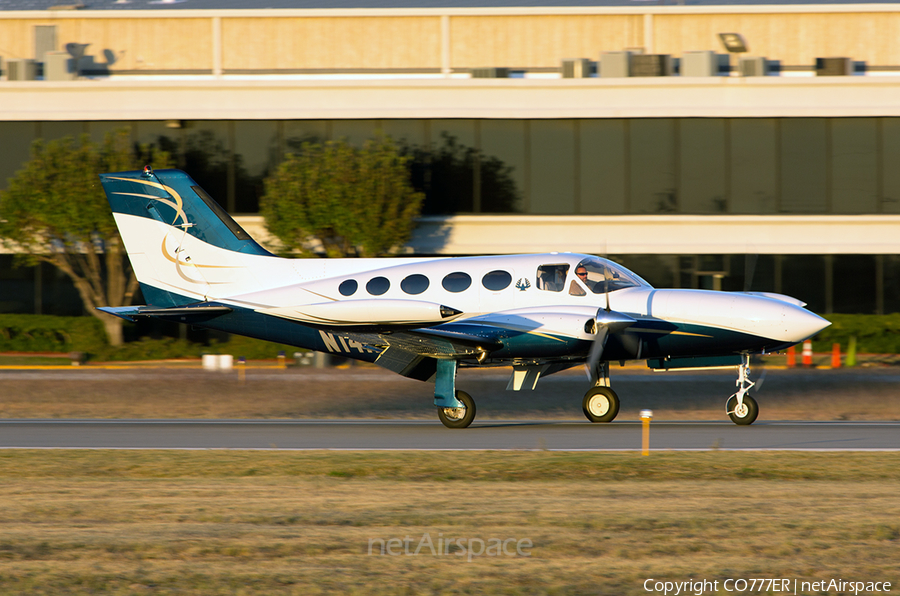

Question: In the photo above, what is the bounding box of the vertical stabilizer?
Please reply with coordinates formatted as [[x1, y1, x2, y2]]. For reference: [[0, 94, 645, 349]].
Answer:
[[100, 168, 280, 307]]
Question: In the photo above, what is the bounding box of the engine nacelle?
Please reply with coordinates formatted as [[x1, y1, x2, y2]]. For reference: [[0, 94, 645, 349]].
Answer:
[[259, 299, 462, 326]]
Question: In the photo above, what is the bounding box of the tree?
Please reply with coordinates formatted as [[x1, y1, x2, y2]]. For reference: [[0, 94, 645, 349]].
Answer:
[[0, 130, 171, 346], [261, 136, 425, 258]]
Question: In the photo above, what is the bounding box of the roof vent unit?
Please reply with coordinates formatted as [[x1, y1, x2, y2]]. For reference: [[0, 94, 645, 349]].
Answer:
[[599, 51, 631, 78], [681, 50, 721, 77], [471, 67, 509, 78], [738, 56, 769, 77], [561, 58, 592, 78], [816, 57, 852, 76], [630, 54, 673, 77], [44, 51, 76, 80], [7, 58, 37, 81]]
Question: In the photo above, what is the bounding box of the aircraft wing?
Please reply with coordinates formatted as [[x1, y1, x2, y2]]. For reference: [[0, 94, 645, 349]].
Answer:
[[345, 327, 503, 359], [337, 327, 504, 382]]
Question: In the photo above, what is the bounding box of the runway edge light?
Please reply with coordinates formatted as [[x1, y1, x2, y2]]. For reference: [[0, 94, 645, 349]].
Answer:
[[640, 410, 653, 456]]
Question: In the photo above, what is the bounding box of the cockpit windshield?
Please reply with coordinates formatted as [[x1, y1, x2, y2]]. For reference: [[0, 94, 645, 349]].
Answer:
[[571, 257, 649, 295]]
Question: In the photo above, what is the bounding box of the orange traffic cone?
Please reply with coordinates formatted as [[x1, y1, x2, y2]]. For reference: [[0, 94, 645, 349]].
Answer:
[[786, 345, 796, 368], [802, 340, 813, 368]]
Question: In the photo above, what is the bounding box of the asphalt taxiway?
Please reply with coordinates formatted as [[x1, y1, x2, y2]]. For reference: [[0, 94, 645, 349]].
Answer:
[[2, 419, 898, 450]]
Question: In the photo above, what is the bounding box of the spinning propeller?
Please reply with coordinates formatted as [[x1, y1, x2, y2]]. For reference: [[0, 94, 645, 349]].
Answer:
[[585, 261, 635, 384], [741, 253, 767, 394]]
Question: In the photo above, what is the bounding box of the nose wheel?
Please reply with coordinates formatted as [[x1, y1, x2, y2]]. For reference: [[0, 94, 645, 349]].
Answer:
[[727, 355, 759, 425], [726, 393, 758, 425]]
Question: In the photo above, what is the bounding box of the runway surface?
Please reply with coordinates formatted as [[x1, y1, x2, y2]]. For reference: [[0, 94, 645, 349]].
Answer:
[[2, 419, 899, 450]]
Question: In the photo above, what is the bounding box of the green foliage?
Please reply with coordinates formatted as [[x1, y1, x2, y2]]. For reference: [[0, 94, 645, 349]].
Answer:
[[0, 131, 170, 264], [0, 130, 172, 345], [0, 314, 107, 354], [0, 315, 300, 362], [813, 313, 900, 353], [96, 335, 300, 362], [261, 135, 424, 257]]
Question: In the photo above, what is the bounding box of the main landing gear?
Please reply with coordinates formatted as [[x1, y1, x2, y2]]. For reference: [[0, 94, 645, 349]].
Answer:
[[582, 362, 620, 423], [434, 359, 477, 429], [582, 386, 620, 423], [437, 390, 476, 429], [727, 354, 759, 425], [432, 355, 760, 428]]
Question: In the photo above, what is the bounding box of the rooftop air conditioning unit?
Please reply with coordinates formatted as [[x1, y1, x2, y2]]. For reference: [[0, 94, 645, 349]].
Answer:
[[600, 51, 631, 78], [739, 56, 768, 77], [561, 58, 592, 78], [630, 54, 673, 77], [816, 57, 852, 76], [44, 51, 76, 80], [472, 67, 510, 78], [7, 58, 37, 81], [681, 51, 720, 77]]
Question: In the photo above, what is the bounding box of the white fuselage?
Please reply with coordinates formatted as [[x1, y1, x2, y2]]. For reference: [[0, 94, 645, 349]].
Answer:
[[114, 212, 826, 347]]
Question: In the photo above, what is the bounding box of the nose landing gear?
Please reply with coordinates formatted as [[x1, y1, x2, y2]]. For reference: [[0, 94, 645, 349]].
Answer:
[[727, 354, 759, 425], [582, 361, 620, 423]]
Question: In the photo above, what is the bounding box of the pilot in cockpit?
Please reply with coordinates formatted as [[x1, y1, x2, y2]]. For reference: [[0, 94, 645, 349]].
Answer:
[[574, 264, 595, 293]]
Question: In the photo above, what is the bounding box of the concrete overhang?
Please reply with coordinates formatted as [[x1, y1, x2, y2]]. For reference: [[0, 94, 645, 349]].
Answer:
[[231, 215, 900, 256], [3, 76, 900, 121]]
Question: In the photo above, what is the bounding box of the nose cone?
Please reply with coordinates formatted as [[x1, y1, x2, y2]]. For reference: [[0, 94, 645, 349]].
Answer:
[[785, 308, 831, 343], [647, 289, 830, 344]]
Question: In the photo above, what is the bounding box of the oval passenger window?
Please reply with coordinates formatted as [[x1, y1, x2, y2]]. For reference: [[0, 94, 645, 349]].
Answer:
[[482, 270, 512, 291], [339, 279, 358, 296], [366, 276, 390, 296], [401, 274, 430, 295], [442, 272, 472, 293]]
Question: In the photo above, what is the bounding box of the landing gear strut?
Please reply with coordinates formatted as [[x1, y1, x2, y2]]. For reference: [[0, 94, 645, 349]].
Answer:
[[727, 354, 759, 425], [434, 359, 477, 429], [582, 362, 620, 423]]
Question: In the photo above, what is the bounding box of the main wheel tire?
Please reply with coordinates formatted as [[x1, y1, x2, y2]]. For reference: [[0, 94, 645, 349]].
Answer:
[[726, 394, 759, 425], [582, 386, 620, 423], [437, 390, 476, 429]]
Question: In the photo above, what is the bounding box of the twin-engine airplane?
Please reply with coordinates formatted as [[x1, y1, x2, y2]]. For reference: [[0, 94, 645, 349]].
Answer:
[[99, 168, 830, 428]]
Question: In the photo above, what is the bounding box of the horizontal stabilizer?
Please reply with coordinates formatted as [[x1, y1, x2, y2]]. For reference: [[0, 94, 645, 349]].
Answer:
[[97, 303, 233, 322]]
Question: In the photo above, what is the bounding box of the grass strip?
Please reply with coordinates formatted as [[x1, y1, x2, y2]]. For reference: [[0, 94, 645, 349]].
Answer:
[[0, 451, 898, 595], [2, 449, 900, 481]]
